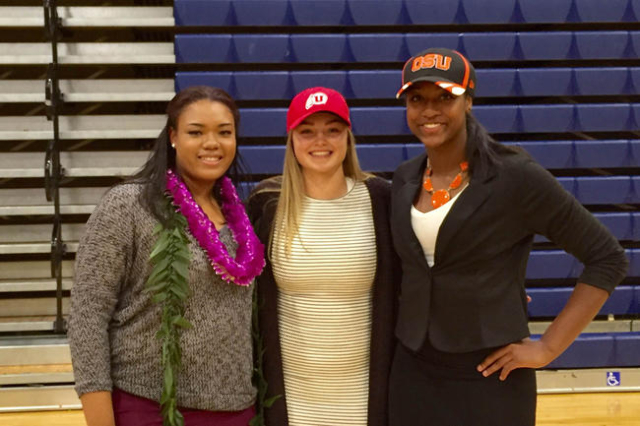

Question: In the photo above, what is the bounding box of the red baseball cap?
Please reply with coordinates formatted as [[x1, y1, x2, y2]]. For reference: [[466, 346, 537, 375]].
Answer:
[[286, 87, 351, 132]]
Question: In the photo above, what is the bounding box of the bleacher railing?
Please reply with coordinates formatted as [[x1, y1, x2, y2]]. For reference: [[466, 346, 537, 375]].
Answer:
[[44, 0, 66, 334]]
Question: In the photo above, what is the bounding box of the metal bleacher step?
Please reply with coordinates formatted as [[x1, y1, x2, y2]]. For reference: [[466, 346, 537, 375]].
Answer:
[[0, 187, 108, 217], [0, 316, 68, 333], [0, 298, 69, 318], [0, 260, 74, 281], [0, 6, 174, 28], [0, 337, 79, 412], [0, 151, 148, 178], [0, 223, 84, 255], [0, 115, 165, 141], [0, 363, 73, 386], [0, 79, 175, 103], [530, 320, 635, 335], [0, 42, 175, 65], [0, 279, 72, 293]]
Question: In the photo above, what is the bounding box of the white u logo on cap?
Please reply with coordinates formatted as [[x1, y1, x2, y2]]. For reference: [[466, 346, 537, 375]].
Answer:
[[305, 92, 328, 110]]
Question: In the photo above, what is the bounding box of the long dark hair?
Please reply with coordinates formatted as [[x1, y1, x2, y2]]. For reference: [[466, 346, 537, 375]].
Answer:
[[465, 112, 519, 179], [130, 86, 246, 225]]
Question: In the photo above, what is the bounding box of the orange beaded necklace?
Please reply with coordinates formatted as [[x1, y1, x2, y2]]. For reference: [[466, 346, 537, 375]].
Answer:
[[423, 161, 469, 209]]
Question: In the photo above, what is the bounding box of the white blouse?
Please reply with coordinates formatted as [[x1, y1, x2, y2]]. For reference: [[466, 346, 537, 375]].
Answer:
[[411, 186, 467, 267]]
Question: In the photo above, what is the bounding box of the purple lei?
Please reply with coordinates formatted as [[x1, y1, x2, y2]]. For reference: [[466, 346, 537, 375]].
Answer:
[[165, 169, 265, 286]]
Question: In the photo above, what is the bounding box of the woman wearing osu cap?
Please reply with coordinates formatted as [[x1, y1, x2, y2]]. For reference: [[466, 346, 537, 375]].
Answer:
[[247, 87, 399, 425], [388, 48, 628, 425]]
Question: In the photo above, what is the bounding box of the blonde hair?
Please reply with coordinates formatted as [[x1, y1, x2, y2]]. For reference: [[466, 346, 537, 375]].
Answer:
[[268, 128, 371, 257]]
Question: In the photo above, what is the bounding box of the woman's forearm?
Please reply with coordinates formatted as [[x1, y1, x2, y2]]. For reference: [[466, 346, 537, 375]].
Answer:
[[540, 282, 609, 358], [80, 391, 116, 426]]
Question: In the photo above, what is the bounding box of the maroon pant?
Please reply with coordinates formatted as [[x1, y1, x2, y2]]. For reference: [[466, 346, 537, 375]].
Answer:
[[112, 388, 255, 426]]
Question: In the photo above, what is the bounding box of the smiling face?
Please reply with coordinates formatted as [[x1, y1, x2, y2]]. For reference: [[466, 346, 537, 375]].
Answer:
[[291, 111, 349, 178], [170, 99, 236, 188], [405, 81, 472, 152]]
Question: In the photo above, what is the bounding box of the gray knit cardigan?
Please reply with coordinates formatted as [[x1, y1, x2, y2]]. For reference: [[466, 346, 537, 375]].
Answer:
[[68, 183, 256, 411]]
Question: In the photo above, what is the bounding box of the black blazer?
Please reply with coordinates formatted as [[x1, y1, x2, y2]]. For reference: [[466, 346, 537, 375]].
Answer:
[[247, 176, 400, 426], [391, 150, 629, 353]]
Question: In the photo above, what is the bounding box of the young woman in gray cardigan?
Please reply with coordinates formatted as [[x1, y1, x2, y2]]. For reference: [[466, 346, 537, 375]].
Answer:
[[68, 86, 265, 426]]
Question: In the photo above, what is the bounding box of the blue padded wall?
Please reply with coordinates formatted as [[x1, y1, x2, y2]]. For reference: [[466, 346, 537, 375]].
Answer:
[[174, 0, 640, 372]]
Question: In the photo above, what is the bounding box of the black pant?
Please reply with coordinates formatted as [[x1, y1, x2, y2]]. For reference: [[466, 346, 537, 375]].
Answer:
[[388, 343, 536, 426]]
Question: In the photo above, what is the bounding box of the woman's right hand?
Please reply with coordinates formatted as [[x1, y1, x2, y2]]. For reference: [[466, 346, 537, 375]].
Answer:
[[80, 391, 116, 426]]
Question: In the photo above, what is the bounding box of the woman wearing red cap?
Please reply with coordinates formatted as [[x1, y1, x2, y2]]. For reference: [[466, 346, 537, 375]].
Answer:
[[388, 48, 628, 425], [247, 87, 399, 426]]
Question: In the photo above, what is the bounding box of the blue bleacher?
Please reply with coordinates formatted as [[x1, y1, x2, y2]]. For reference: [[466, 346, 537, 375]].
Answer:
[[176, 68, 640, 99], [404, 34, 460, 55], [461, 0, 517, 24], [595, 212, 639, 242], [402, 0, 459, 25], [631, 31, 640, 56], [234, 35, 290, 63], [348, 70, 398, 99], [235, 72, 290, 100], [533, 212, 638, 242], [518, 32, 573, 60], [576, 104, 633, 133], [574, 0, 630, 23], [558, 176, 637, 205], [615, 333, 640, 366], [173, 0, 640, 26], [348, 34, 407, 62], [574, 68, 629, 96], [633, 104, 640, 128], [532, 332, 640, 369], [518, 0, 572, 23], [175, 32, 640, 63], [461, 33, 517, 61], [174, 34, 233, 63], [527, 286, 638, 318], [350, 107, 409, 135], [289, 0, 349, 26], [347, 0, 405, 25], [527, 250, 638, 279], [517, 69, 573, 96], [233, 0, 290, 26], [475, 69, 517, 98], [290, 71, 350, 97], [235, 105, 639, 136], [174, 0, 234, 26], [290, 34, 350, 63], [519, 105, 574, 133], [472, 106, 519, 133], [573, 140, 632, 168], [545, 334, 617, 369], [241, 142, 638, 176], [574, 31, 630, 60]]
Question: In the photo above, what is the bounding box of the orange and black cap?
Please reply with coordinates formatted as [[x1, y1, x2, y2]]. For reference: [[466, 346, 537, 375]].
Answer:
[[396, 47, 476, 99]]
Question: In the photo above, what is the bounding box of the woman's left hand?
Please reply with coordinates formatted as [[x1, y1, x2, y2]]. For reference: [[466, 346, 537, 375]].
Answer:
[[476, 338, 555, 381]]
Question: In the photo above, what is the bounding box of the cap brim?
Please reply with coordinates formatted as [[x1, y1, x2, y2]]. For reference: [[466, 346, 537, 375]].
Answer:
[[396, 76, 467, 99], [287, 109, 351, 133]]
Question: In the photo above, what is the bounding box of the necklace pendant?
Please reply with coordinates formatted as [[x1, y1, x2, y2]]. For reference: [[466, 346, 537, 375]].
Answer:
[[423, 178, 434, 192], [431, 189, 450, 209]]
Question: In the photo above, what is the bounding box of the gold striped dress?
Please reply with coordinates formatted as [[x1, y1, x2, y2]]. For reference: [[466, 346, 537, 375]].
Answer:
[[271, 179, 376, 426]]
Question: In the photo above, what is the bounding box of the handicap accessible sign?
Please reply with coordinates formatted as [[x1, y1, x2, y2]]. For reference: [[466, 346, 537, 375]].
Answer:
[[606, 371, 621, 387]]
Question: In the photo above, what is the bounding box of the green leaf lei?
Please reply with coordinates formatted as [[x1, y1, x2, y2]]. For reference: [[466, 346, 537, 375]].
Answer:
[[146, 196, 192, 426]]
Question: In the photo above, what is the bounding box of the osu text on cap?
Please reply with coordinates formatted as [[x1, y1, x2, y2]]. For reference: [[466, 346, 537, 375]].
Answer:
[[411, 54, 452, 73]]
